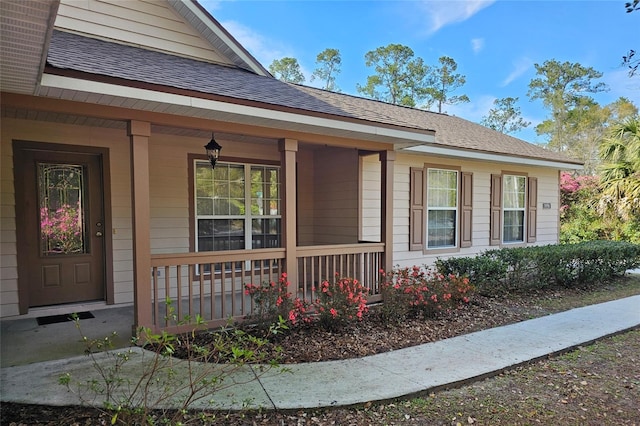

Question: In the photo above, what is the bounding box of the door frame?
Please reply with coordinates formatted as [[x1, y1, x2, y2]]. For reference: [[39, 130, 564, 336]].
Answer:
[[13, 140, 114, 314]]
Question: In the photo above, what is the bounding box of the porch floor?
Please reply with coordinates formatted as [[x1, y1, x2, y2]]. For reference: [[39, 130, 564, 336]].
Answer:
[[1, 303, 134, 368]]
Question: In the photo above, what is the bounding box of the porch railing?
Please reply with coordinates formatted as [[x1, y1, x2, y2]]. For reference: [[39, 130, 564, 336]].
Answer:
[[148, 243, 384, 333], [150, 248, 284, 332], [296, 243, 384, 303]]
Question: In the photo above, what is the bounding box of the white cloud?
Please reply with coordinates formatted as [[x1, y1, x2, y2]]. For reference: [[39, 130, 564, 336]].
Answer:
[[198, 0, 222, 12], [501, 57, 534, 87], [220, 20, 316, 83], [601, 68, 640, 106], [220, 20, 289, 68], [419, 0, 496, 34], [471, 38, 484, 54], [446, 94, 496, 121]]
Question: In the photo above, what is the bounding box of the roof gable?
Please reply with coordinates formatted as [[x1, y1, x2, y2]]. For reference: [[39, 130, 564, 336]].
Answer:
[[54, 0, 267, 75]]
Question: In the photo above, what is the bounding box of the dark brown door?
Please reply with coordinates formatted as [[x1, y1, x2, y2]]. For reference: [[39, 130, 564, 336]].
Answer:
[[17, 148, 105, 307]]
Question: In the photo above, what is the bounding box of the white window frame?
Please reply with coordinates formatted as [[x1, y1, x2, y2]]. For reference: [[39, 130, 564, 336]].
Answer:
[[194, 160, 281, 255], [502, 174, 526, 244], [426, 167, 459, 249]]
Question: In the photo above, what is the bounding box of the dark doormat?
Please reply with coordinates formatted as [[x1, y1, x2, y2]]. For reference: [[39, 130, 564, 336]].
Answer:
[[36, 311, 95, 326]]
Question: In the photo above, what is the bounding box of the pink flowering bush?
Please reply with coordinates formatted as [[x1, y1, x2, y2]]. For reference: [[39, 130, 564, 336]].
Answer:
[[245, 273, 314, 329], [559, 172, 599, 221], [379, 265, 473, 322], [245, 273, 369, 330], [313, 275, 369, 329], [244, 273, 296, 329]]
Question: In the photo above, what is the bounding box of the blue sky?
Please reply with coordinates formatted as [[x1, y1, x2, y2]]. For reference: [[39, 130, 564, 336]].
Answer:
[[201, 0, 639, 144]]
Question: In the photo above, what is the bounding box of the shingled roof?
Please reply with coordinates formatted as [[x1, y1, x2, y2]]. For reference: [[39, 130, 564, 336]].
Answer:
[[46, 30, 581, 166]]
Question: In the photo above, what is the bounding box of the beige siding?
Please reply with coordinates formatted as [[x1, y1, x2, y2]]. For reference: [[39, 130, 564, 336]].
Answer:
[[361, 152, 562, 270], [313, 148, 359, 244], [149, 136, 190, 255], [56, 0, 230, 64], [0, 132, 18, 315], [297, 149, 315, 246]]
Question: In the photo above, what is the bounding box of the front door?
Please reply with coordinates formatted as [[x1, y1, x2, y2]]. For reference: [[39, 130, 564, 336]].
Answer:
[[15, 145, 106, 308]]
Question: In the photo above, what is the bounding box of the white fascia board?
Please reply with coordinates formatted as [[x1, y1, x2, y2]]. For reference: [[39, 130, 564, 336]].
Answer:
[[403, 143, 583, 170], [41, 74, 435, 144]]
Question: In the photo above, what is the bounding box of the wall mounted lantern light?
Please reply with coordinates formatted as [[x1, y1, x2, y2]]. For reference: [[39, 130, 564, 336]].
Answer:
[[204, 133, 222, 169]]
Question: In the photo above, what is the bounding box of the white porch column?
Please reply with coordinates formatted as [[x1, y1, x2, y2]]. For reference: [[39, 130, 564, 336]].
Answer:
[[381, 150, 395, 272], [279, 138, 298, 284], [128, 120, 152, 331]]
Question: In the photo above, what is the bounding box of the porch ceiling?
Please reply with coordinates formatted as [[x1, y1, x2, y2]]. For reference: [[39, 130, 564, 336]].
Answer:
[[0, 0, 58, 95], [0, 104, 283, 146]]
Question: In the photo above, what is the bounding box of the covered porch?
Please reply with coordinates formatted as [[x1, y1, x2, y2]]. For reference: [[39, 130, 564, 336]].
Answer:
[[127, 122, 397, 333]]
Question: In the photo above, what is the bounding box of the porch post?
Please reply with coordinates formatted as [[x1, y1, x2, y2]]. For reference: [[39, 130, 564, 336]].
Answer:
[[128, 120, 152, 332], [279, 138, 298, 285], [380, 150, 395, 272]]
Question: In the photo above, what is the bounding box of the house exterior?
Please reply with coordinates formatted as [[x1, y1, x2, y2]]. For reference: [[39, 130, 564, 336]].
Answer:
[[0, 0, 581, 332]]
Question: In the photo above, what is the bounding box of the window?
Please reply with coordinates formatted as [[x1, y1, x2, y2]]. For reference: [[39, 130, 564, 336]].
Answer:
[[490, 173, 538, 246], [194, 161, 281, 255], [427, 169, 458, 248], [502, 175, 526, 243], [410, 166, 473, 251]]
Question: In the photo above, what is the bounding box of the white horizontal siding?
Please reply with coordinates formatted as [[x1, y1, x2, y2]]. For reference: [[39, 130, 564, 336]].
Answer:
[[360, 154, 381, 241]]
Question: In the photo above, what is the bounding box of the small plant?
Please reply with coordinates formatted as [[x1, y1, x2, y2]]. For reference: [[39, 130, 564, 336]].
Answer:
[[59, 301, 285, 425], [313, 275, 369, 329]]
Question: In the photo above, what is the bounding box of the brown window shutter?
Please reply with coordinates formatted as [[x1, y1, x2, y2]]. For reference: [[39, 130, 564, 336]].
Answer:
[[409, 167, 425, 251], [527, 176, 538, 243], [460, 172, 473, 248], [490, 174, 502, 246]]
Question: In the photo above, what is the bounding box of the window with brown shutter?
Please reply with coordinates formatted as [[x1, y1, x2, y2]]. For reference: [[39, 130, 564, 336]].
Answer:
[[409, 166, 472, 251], [490, 173, 538, 246]]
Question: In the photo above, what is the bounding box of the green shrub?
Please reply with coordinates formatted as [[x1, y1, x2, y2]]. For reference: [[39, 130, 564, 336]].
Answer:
[[434, 241, 640, 294], [434, 254, 507, 295]]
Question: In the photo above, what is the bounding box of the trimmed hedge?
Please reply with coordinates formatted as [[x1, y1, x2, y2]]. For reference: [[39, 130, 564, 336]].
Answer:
[[435, 241, 640, 295]]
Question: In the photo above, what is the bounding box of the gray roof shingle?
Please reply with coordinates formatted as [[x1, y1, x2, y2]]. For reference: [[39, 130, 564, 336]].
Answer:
[[46, 30, 580, 165]]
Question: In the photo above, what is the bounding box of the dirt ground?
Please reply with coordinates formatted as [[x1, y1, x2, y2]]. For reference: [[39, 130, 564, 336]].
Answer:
[[2, 276, 639, 425]]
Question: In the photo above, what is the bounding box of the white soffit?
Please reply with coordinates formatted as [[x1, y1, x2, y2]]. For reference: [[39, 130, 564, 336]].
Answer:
[[403, 143, 583, 170], [0, 0, 58, 95], [40, 74, 435, 145]]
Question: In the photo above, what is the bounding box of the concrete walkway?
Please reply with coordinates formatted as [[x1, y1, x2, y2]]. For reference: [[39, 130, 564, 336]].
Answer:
[[1, 295, 639, 410]]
